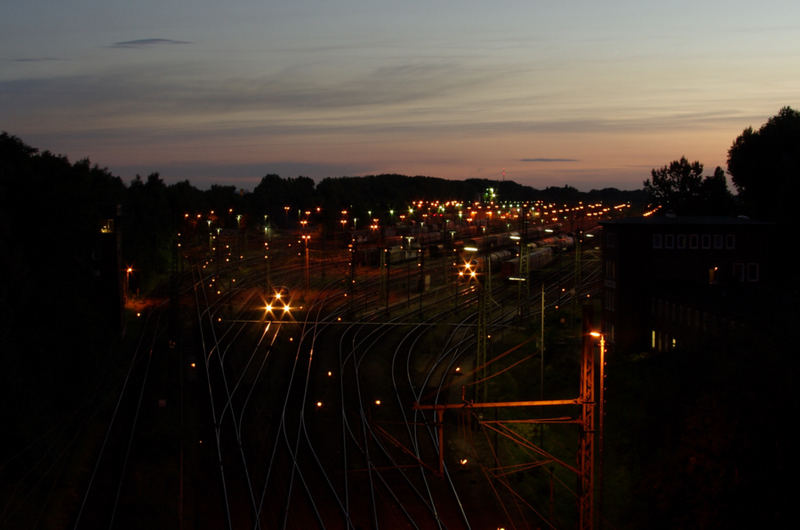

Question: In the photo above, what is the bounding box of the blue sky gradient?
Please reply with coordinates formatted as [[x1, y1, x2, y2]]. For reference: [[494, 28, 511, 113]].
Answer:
[[3, 1, 799, 189]]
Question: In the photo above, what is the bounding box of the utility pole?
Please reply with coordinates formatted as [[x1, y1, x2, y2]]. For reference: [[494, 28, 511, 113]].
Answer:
[[264, 222, 271, 294], [591, 331, 606, 530], [578, 307, 596, 530], [415, 305, 603, 530], [348, 238, 356, 316], [417, 247, 424, 318], [453, 246, 459, 313], [519, 207, 530, 319], [302, 234, 310, 293], [380, 248, 390, 315], [476, 278, 488, 403], [540, 284, 545, 399]]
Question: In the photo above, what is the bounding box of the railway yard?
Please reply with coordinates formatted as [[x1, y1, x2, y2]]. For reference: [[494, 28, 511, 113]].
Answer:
[[4, 221, 604, 529]]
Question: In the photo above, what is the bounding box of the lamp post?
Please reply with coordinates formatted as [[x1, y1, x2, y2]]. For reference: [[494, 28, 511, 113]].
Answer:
[[302, 234, 311, 293], [264, 221, 271, 294], [125, 266, 133, 303], [510, 234, 523, 318], [590, 330, 606, 529], [405, 236, 414, 306]]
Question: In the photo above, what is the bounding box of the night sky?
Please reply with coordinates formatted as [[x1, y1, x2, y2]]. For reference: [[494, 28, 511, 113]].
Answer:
[[3, 1, 799, 190]]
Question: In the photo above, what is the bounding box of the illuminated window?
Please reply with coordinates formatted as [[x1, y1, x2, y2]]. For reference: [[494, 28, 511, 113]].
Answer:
[[708, 266, 719, 285], [651, 330, 656, 349]]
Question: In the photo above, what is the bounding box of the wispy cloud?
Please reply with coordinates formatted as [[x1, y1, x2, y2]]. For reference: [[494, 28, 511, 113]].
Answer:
[[12, 57, 62, 62], [0, 57, 495, 121], [111, 39, 191, 48], [520, 158, 579, 163]]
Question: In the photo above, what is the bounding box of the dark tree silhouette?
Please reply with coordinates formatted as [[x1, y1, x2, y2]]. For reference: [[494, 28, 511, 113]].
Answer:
[[644, 157, 704, 213], [644, 158, 735, 215], [700, 166, 735, 215], [1, 132, 126, 434], [727, 106, 800, 223], [252, 174, 315, 227]]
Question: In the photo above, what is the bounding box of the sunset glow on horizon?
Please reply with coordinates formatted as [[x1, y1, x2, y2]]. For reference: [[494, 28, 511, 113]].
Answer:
[[3, 1, 798, 190]]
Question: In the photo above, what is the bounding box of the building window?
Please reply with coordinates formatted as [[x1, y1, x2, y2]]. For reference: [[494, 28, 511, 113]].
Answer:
[[664, 234, 674, 249], [677, 234, 686, 249], [713, 234, 723, 249], [708, 266, 719, 285], [651, 330, 656, 350], [652, 233, 663, 249], [701, 234, 711, 249], [99, 219, 114, 234], [689, 234, 699, 249], [733, 262, 745, 282], [747, 263, 760, 282], [725, 234, 736, 249]]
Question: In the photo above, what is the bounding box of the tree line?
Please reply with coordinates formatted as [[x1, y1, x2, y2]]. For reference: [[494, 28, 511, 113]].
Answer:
[[644, 106, 799, 224], [0, 132, 643, 438]]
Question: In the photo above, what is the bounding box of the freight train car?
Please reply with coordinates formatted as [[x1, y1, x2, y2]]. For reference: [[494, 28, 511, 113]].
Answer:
[[500, 247, 554, 277]]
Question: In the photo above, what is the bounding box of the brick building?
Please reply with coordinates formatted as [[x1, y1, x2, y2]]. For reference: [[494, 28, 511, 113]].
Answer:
[[599, 215, 773, 354]]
